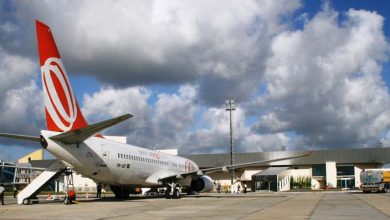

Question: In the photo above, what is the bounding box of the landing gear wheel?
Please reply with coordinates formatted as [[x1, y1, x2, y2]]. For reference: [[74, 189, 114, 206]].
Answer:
[[186, 188, 194, 195], [173, 188, 180, 199], [165, 187, 171, 199], [22, 198, 30, 205], [110, 185, 130, 199], [63, 197, 70, 205]]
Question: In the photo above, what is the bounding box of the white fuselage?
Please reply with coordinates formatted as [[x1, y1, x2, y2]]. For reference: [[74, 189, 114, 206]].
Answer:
[[41, 130, 199, 186]]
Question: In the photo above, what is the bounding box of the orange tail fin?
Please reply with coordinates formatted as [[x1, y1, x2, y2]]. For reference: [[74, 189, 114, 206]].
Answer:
[[36, 20, 88, 132]]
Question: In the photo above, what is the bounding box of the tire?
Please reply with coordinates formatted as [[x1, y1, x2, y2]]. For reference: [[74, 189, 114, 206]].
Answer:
[[110, 186, 121, 199], [63, 197, 69, 205], [22, 198, 30, 205], [31, 196, 39, 204], [173, 188, 180, 199], [165, 188, 171, 199], [122, 188, 130, 199], [363, 189, 371, 193]]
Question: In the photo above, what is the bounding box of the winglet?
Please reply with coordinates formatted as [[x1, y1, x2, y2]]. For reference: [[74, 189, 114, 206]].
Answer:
[[49, 113, 132, 144]]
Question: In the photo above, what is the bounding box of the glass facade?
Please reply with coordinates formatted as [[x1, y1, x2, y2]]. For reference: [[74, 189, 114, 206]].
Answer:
[[336, 166, 354, 176], [252, 175, 278, 192], [312, 164, 326, 176], [0, 166, 15, 183]]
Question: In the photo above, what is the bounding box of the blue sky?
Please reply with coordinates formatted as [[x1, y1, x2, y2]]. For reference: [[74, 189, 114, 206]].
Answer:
[[1, 0, 390, 162]]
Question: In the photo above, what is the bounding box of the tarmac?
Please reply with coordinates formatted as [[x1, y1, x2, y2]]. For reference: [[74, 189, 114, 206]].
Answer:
[[1, 191, 390, 220]]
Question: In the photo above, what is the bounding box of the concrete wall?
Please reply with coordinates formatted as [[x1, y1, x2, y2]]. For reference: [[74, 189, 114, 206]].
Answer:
[[354, 166, 362, 187], [18, 149, 44, 163], [326, 161, 337, 188], [240, 169, 262, 181], [288, 167, 312, 178]]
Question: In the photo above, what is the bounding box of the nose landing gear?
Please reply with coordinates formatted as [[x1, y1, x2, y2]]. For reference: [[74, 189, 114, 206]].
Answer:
[[165, 183, 181, 199]]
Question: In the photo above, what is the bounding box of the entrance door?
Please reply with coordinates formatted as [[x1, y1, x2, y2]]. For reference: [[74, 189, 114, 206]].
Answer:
[[341, 178, 353, 189], [100, 144, 109, 167]]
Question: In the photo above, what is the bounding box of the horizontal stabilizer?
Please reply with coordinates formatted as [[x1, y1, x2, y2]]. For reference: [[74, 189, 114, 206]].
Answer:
[[0, 133, 40, 142], [49, 113, 132, 144]]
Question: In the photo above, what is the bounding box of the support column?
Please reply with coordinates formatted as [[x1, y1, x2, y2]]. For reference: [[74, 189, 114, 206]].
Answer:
[[325, 161, 337, 188]]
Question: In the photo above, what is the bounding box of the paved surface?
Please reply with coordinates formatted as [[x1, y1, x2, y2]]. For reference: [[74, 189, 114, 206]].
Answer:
[[1, 191, 390, 219]]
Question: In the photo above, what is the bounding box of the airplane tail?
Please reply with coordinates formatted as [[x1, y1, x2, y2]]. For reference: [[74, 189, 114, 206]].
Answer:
[[0, 21, 132, 144], [36, 20, 89, 132]]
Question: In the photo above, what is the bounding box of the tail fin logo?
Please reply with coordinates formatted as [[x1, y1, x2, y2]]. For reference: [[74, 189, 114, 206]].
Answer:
[[41, 57, 78, 131]]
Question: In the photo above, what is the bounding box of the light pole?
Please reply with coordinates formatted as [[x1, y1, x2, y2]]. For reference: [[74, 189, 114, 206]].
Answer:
[[225, 100, 236, 185]]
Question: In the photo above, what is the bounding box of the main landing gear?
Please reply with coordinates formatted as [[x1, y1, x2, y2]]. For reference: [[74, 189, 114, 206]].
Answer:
[[165, 183, 181, 199], [110, 185, 130, 199]]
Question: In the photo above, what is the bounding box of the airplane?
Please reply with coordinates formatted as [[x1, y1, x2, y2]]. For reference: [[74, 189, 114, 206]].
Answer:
[[0, 20, 311, 200]]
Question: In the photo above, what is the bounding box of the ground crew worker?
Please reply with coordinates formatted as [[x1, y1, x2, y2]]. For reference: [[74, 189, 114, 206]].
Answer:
[[13, 185, 18, 198], [96, 183, 102, 198], [0, 184, 5, 205]]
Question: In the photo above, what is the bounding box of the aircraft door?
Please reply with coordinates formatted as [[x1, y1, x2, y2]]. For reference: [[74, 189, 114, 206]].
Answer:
[[100, 144, 109, 167]]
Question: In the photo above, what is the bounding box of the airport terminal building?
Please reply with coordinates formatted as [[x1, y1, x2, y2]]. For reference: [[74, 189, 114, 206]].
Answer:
[[183, 147, 390, 192], [2, 147, 390, 193]]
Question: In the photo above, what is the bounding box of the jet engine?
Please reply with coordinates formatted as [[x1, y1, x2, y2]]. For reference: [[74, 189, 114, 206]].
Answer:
[[190, 175, 214, 192], [40, 135, 48, 149]]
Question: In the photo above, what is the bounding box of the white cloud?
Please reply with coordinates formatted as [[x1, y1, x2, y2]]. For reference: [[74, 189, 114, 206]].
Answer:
[[0, 50, 37, 96], [152, 85, 197, 145], [81, 84, 198, 148], [0, 50, 44, 135], [8, 0, 302, 105], [252, 112, 290, 133], [184, 106, 289, 153], [240, 132, 290, 152], [256, 7, 390, 148], [82, 86, 152, 131]]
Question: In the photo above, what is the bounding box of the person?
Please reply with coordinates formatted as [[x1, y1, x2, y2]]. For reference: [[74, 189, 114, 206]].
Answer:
[[216, 183, 221, 194], [13, 185, 18, 198], [0, 184, 5, 205], [96, 182, 102, 198], [244, 183, 247, 194], [237, 184, 241, 194]]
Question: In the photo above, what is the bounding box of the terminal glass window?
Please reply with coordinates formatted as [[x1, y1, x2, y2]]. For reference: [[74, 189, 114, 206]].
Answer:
[[337, 166, 354, 176], [312, 164, 326, 176]]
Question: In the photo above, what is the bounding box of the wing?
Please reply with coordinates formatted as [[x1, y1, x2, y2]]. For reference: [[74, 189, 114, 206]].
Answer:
[[158, 152, 312, 183]]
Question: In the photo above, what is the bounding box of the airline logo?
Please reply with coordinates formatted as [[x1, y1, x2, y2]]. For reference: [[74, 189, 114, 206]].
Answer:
[[41, 57, 77, 131]]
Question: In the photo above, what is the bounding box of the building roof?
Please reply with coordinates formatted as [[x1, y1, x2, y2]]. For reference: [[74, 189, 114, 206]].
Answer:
[[182, 147, 390, 168]]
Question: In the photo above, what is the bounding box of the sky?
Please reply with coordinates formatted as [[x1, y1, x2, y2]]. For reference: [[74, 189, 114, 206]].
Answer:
[[1, 0, 390, 162]]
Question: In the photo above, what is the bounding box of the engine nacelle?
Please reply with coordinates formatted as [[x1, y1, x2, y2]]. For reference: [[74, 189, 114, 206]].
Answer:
[[190, 175, 214, 193]]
